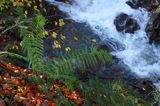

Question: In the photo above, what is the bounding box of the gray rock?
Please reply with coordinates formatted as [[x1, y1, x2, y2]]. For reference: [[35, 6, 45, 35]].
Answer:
[[114, 13, 140, 33], [126, 0, 160, 11], [146, 13, 160, 43]]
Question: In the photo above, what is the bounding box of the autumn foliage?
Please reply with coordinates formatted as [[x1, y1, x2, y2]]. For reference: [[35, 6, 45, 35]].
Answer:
[[0, 62, 83, 105]]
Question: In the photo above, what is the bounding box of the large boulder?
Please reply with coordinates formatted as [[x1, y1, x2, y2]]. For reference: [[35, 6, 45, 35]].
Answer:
[[114, 13, 140, 33], [126, 0, 160, 11], [146, 13, 160, 43]]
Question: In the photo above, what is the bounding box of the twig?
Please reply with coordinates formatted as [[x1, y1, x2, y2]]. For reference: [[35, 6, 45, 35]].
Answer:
[[0, 51, 28, 62], [87, 70, 148, 91], [0, 21, 24, 36], [0, 18, 31, 36]]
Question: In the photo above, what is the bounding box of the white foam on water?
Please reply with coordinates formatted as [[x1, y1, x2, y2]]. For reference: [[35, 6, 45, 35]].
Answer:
[[47, 0, 160, 78]]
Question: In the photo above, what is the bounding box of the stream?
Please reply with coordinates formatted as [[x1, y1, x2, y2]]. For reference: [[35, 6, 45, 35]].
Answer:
[[47, 0, 160, 86]]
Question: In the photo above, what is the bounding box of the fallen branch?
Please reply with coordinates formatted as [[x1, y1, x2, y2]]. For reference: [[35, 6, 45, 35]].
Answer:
[[0, 51, 28, 62], [87, 70, 148, 92]]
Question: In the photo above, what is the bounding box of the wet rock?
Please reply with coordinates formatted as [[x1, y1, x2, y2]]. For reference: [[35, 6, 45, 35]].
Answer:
[[97, 44, 114, 52], [44, 22, 101, 58], [142, 80, 155, 92], [146, 13, 160, 43], [126, 0, 160, 11], [114, 13, 140, 33], [97, 59, 126, 79], [126, 0, 139, 9], [42, 1, 66, 22]]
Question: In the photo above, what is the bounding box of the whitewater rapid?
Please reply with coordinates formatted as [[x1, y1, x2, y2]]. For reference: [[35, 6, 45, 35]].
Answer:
[[47, 0, 160, 79]]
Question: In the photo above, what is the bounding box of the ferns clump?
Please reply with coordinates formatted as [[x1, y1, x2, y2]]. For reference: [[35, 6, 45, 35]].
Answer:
[[20, 14, 47, 74], [78, 79, 152, 106], [46, 46, 113, 84]]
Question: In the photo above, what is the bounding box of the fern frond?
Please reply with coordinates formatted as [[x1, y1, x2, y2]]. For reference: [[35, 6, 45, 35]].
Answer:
[[39, 46, 114, 90], [20, 14, 47, 74], [49, 46, 113, 75]]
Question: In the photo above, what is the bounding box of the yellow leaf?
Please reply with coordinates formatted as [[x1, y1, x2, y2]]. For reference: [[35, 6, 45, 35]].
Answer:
[[24, 10, 28, 15], [34, 6, 37, 10], [60, 34, 66, 41], [54, 40, 61, 49], [59, 19, 65, 26], [13, 2, 17, 6], [91, 39, 97, 43], [19, 2, 24, 6], [65, 47, 71, 52], [54, 40, 58, 45], [43, 31, 49, 36], [27, 3, 31, 7], [73, 36, 78, 41], [52, 32, 58, 38], [55, 44, 61, 48]]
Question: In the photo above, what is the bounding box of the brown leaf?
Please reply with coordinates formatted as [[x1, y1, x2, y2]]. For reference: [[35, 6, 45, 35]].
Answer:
[[0, 99, 6, 106]]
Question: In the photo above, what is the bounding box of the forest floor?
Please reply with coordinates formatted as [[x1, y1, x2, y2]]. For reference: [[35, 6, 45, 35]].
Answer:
[[0, 33, 83, 106]]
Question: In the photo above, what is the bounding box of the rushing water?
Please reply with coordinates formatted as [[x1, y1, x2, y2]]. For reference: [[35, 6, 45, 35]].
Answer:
[[47, 0, 160, 80]]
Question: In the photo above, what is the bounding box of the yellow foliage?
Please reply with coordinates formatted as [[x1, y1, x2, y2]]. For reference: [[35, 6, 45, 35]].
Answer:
[[73, 36, 78, 41], [91, 39, 97, 43], [27, 3, 32, 7], [43, 31, 49, 36], [20, 42, 23, 47], [54, 40, 61, 49], [65, 47, 71, 52], [52, 32, 58, 39], [60, 34, 66, 41], [59, 19, 65, 26], [24, 10, 28, 15], [19, 2, 24, 6]]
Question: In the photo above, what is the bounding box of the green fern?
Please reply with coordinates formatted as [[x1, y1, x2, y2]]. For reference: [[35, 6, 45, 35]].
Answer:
[[78, 79, 152, 106], [20, 14, 47, 74], [36, 46, 112, 90], [48, 46, 113, 77], [27, 45, 113, 91]]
